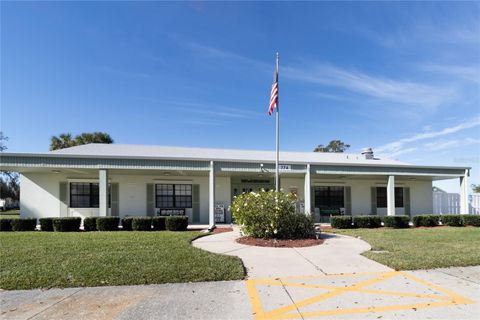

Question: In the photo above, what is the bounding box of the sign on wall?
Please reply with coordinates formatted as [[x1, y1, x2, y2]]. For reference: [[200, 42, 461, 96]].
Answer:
[[279, 164, 292, 171]]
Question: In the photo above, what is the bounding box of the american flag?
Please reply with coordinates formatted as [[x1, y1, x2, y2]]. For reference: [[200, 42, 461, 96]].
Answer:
[[268, 65, 279, 116]]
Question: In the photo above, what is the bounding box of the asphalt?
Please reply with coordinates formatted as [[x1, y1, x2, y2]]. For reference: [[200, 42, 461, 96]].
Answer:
[[1, 229, 479, 320]]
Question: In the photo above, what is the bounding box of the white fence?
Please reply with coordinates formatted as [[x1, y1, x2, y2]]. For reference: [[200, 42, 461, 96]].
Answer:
[[433, 192, 480, 215]]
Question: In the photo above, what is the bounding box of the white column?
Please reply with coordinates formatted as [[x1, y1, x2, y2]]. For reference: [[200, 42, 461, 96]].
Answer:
[[208, 161, 216, 230], [460, 169, 469, 215], [387, 175, 395, 216], [304, 164, 311, 215], [99, 169, 109, 217]]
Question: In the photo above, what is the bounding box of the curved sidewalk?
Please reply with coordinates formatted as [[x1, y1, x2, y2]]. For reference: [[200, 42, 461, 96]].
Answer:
[[193, 228, 392, 278]]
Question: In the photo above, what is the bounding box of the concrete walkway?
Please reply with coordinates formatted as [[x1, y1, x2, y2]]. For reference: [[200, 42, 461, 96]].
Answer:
[[193, 227, 391, 278]]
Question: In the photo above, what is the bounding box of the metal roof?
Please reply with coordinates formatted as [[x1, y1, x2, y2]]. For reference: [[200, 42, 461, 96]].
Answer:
[[47, 143, 407, 165]]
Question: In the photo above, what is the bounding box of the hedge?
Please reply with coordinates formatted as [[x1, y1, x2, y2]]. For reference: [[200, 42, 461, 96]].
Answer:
[[83, 217, 98, 232], [383, 215, 410, 228], [0, 219, 14, 232], [11, 218, 37, 231], [152, 216, 166, 231], [52, 217, 81, 232], [121, 217, 133, 231], [330, 216, 353, 229], [39, 218, 54, 231], [412, 215, 440, 227], [96, 217, 119, 231], [462, 215, 480, 227], [440, 215, 464, 227], [166, 216, 189, 231], [353, 215, 382, 228], [132, 217, 152, 231]]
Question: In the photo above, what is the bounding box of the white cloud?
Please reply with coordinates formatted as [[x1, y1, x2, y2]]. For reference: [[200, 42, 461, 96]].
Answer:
[[376, 116, 480, 156], [421, 64, 480, 84], [284, 64, 456, 110]]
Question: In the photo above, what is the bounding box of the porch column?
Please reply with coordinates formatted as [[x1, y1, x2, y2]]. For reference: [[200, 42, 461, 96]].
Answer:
[[304, 164, 311, 215], [208, 161, 216, 230], [99, 169, 109, 217], [387, 175, 395, 216], [460, 169, 469, 215]]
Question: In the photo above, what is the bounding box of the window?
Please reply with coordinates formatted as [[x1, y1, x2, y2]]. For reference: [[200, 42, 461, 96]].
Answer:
[[376, 187, 404, 208], [70, 182, 110, 208], [314, 186, 344, 208], [155, 184, 192, 209]]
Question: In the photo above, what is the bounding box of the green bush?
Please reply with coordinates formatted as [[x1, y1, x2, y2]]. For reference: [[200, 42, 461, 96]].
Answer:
[[0, 219, 14, 232], [121, 217, 133, 231], [96, 217, 119, 231], [383, 215, 410, 228], [39, 218, 54, 231], [152, 216, 166, 231], [52, 217, 81, 232], [132, 217, 152, 231], [330, 216, 353, 229], [83, 217, 98, 232], [353, 215, 382, 228], [165, 216, 189, 231], [412, 215, 440, 227], [11, 218, 37, 231], [232, 190, 314, 239], [462, 215, 480, 227], [284, 214, 316, 239], [440, 215, 464, 227]]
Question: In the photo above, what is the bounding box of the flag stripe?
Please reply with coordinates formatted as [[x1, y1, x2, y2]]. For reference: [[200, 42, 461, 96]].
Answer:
[[268, 82, 278, 115]]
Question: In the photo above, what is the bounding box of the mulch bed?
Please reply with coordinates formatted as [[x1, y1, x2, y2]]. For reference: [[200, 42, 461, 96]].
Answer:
[[213, 227, 234, 234], [236, 236, 323, 248]]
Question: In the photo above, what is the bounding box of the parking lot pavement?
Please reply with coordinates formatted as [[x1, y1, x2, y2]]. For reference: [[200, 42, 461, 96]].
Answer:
[[1, 266, 478, 320]]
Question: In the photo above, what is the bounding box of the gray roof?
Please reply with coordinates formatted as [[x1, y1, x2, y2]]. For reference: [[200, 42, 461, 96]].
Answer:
[[49, 143, 407, 165]]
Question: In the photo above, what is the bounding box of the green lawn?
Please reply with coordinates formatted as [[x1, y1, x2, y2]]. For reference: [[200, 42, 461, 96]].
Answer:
[[0, 231, 245, 290], [0, 209, 20, 219], [326, 227, 480, 270]]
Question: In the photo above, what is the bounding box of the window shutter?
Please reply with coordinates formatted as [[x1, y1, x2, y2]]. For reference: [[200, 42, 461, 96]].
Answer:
[[404, 187, 411, 216], [344, 186, 352, 215], [146, 184, 154, 217], [111, 183, 119, 217], [371, 187, 377, 215], [192, 184, 200, 223], [59, 182, 68, 217]]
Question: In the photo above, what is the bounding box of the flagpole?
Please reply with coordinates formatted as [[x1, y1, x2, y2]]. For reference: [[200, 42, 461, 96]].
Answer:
[[275, 52, 280, 192]]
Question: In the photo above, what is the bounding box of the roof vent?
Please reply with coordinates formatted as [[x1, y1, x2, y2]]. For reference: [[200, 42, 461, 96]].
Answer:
[[361, 147, 374, 160]]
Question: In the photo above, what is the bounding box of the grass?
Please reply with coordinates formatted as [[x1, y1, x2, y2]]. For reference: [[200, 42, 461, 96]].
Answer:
[[326, 227, 480, 270], [0, 231, 245, 290], [0, 209, 20, 219]]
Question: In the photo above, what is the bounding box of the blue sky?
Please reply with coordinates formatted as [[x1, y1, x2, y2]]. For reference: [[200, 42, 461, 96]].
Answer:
[[1, 2, 479, 192]]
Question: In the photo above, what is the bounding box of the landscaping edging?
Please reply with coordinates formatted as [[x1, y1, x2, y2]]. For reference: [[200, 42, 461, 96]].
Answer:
[[236, 236, 323, 248]]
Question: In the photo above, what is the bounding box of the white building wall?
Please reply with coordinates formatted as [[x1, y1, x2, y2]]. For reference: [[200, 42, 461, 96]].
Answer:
[[20, 172, 434, 221]]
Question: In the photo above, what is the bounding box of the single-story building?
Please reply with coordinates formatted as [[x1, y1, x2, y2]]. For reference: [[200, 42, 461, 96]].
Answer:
[[0, 143, 471, 227]]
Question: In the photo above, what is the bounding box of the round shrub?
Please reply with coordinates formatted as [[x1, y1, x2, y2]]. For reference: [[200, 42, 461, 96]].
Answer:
[[11, 218, 37, 231], [152, 216, 166, 231], [412, 215, 440, 227], [165, 216, 189, 231], [52, 217, 81, 232], [331, 216, 353, 229], [39, 218, 54, 231], [83, 217, 98, 231], [353, 215, 382, 228], [232, 190, 315, 239], [383, 215, 410, 228], [440, 215, 464, 227], [121, 217, 133, 231], [96, 217, 119, 231], [0, 219, 14, 231], [132, 217, 152, 231], [462, 215, 480, 227]]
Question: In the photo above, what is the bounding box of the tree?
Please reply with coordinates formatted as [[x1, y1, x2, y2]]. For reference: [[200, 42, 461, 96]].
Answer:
[[313, 140, 350, 153], [50, 132, 114, 150], [0, 132, 20, 201], [472, 184, 480, 193]]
